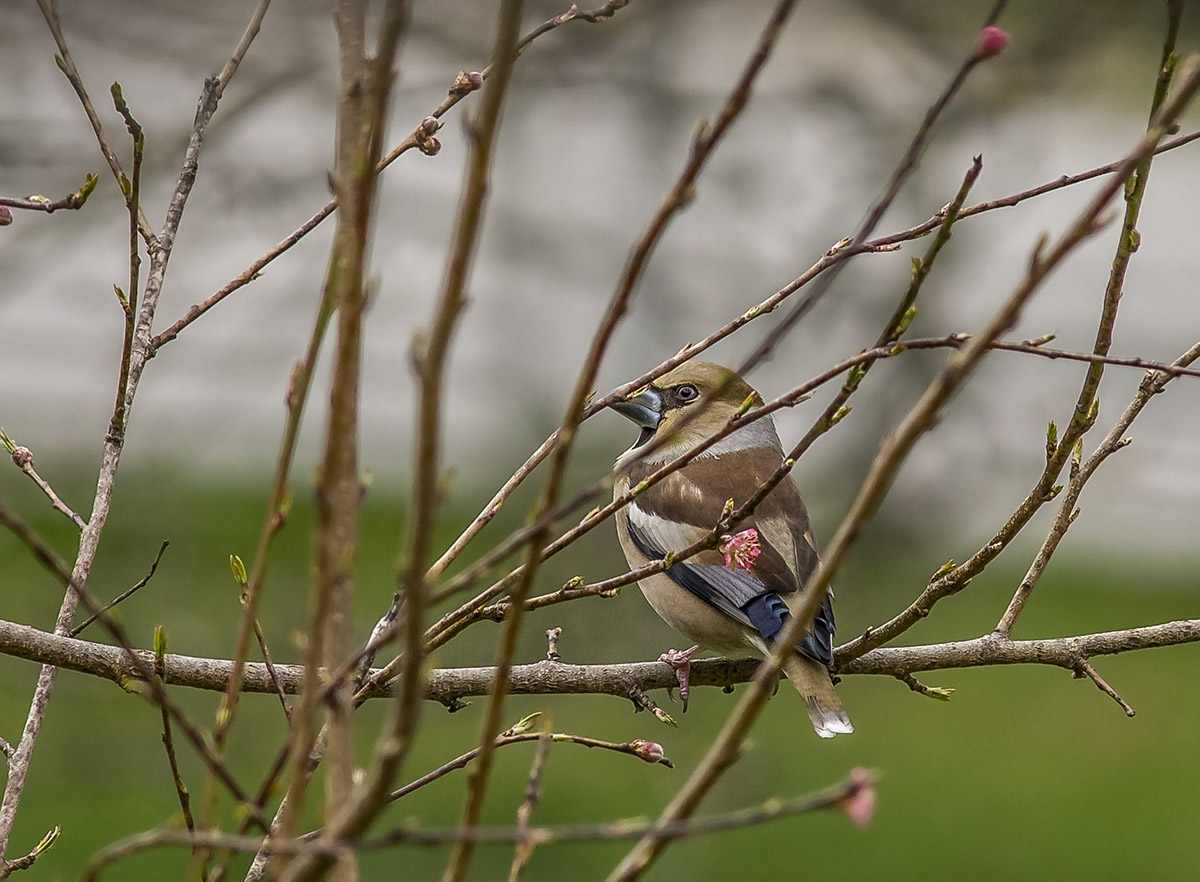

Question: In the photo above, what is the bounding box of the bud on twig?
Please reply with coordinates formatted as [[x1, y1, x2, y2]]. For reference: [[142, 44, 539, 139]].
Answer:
[[974, 26, 1009, 59]]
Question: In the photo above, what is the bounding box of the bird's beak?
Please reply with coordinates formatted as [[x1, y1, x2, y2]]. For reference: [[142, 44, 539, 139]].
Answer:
[[610, 385, 662, 449]]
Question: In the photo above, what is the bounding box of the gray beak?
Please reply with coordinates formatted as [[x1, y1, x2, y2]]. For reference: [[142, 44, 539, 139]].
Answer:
[[610, 386, 662, 450], [610, 386, 662, 429]]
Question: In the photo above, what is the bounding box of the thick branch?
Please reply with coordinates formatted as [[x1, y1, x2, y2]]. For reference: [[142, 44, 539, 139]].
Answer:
[[2, 617, 1195, 702]]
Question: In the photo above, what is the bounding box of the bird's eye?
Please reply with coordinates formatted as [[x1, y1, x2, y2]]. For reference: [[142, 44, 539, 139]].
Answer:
[[676, 383, 699, 403]]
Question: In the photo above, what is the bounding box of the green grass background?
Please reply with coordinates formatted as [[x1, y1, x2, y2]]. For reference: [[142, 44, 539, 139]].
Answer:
[[2, 467, 1196, 881]]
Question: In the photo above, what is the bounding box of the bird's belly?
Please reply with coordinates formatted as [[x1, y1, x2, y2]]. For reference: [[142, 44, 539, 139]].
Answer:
[[637, 572, 756, 655]]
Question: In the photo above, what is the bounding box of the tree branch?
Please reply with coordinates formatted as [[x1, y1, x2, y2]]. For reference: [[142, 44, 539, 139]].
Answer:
[[2, 617, 1195, 704]]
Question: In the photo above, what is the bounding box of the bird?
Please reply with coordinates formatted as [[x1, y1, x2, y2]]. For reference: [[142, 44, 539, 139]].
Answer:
[[609, 360, 852, 738]]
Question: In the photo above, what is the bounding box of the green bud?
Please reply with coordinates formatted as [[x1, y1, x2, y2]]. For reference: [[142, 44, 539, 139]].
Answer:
[[508, 712, 542, 735], [229, 554, 247, 586], [828, 405, 852, 428], [34, 826, 61, 856], [77, 172, 98, 203]]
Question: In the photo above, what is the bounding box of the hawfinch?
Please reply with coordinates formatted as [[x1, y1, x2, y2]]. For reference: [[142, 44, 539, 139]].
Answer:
[[610, 361, 852, 738]]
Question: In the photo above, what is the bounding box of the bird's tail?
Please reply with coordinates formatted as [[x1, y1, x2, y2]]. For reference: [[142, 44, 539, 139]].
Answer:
[[780, 654, 853, 738]]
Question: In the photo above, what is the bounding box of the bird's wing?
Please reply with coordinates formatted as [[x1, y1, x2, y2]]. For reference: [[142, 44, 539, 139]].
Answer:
[[624, 460, 834, 666]]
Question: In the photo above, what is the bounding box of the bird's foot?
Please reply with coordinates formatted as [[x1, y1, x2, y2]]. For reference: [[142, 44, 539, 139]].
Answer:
[[658, 645, 701, 712]]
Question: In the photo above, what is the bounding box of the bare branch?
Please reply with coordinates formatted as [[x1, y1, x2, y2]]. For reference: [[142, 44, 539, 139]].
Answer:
[[3, 616, 1197, 705]]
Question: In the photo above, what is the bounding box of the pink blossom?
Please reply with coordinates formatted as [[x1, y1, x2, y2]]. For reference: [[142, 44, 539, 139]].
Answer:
[[718, 528, 761, 571], [837, 767, 876, 828]]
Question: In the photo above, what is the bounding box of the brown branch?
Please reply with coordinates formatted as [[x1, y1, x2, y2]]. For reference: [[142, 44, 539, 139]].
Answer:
[[4, 616, 1197, 704], [274, 7, 411, 882], [508, 732, 551, 882], [152, 628, 196, 836], [0, 174, 98, 215], [0, 500, 71, 586], [82, 769, 864, 882]]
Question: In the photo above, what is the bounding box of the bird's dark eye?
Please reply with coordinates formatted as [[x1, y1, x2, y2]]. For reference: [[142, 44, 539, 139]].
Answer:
[[676, 383, 699, 403]]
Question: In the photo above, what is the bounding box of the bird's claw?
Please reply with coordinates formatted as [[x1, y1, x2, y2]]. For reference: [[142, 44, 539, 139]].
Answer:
[[658, 645, 701, 712]]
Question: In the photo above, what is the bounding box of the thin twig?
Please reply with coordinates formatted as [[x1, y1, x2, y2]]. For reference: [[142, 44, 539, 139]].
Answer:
[[0, 174, 98, 214], [70, 541, 169, 637], [507, 732, 551, 882], [153, 627, 196, 835], [0, 500, 71, 586], [81, 769, 865, 881], [1, 435, 87, 530], [1073, 658, 1136, 717]]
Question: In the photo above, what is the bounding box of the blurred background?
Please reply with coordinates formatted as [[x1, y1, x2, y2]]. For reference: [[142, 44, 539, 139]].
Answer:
[[2, 0, 1198, 879]]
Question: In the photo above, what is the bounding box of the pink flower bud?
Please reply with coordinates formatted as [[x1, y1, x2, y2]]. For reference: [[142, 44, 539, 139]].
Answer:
[[11, 446, 34, 468], [975, 25, 1009, 58], [718, 528, 761, 571], [419, 116, 439, 136], [837, 767, 876, 828], [630, 739, 663, 762]]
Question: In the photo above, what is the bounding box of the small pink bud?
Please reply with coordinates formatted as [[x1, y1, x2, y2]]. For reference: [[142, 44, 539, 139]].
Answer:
[[718, 528, 761, 571], [837, 767, 876, 828], [11, 446, 34, 468], [419, 116, 439, 137], [975, 25, 1009, 58], [629, 739, 672, 767], [0, 206, 13, 226], [629, 739, 664, 763], [465, 71, 483, 89]]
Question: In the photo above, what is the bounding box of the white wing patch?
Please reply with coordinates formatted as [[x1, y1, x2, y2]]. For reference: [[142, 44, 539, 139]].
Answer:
[[627, 502, 704, 551]]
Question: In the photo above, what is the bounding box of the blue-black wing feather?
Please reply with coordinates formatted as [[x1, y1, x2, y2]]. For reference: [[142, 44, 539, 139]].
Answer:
[[626, 516, 833, 666]]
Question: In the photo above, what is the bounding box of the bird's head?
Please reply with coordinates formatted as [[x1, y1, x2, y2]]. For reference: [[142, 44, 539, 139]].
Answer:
[[610, 361, 779, 464]]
